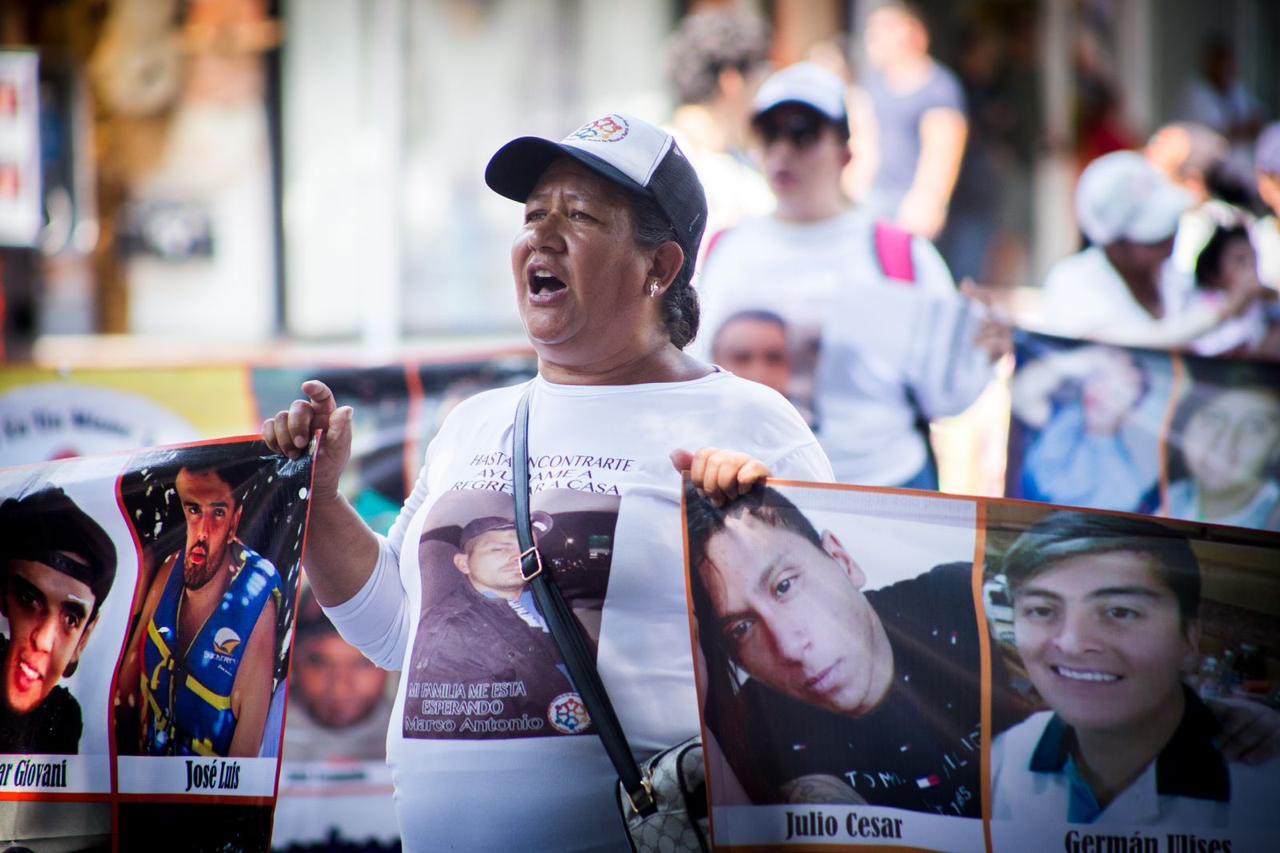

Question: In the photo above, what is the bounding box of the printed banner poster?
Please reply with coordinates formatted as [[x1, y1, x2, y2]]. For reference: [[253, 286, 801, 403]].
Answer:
[[0, 366, 256, 467], [0, 437, 313, 852], [0, 354, 537, 850], [1007, 331, 1280, 531], [684, 480, 1280, 852]]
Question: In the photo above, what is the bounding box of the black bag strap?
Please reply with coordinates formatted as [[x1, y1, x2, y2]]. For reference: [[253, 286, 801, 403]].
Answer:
[[512, 384, 656, 816]]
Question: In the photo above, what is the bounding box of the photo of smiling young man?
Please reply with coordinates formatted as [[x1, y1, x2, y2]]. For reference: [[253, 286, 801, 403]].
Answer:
[[985, 506, 1280, 848]]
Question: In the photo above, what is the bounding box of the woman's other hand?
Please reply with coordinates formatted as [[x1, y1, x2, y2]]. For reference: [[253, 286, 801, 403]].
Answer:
[[671, 448, 771, 507], [959, 279, 1013, 362], [262, 380, 353, 501]]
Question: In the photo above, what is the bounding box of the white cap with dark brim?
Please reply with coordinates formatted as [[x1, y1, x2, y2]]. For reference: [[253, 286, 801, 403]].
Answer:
[[485, 113, 708, 265], [751, 61, 848, 125]]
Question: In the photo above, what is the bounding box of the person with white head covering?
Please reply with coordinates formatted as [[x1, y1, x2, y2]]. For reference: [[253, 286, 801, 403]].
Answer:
[[696, 61, 1006, 490], [1038, 151, 1262, 350]]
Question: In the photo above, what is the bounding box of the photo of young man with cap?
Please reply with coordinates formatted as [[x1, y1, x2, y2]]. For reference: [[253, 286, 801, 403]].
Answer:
[[408, 508, 577, 735], [990, 511, 1280, 835], [1038, 150, 1263, 350], [695, 60, 1004, 490], [0, 485, 116, 755]]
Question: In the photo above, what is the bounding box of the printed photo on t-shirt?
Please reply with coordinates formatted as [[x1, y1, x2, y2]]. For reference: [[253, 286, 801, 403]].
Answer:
[[983, 502, 1280, 850], [685, 482, 985, 849], [709, 310, 819, 427], [403, 488, 619, 741]]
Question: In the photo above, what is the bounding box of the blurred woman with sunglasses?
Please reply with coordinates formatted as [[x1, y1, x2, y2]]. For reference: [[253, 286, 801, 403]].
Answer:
[[696, 61, 1006, 490]]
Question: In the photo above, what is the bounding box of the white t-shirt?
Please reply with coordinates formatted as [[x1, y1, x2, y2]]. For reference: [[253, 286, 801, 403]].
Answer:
[[694, 208, 992, 486], [1038, 247, 1233, 351], [324, 370, 832, 852]]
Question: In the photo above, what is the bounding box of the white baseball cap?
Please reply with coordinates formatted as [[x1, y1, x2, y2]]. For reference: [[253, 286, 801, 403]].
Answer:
[[751, 61, 848, 126], [485, 113, 708, 265], [1075, 151, 1195, 245]]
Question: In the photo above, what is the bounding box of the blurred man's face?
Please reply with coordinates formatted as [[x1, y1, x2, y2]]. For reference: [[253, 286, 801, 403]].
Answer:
[[454, 528, 526, 600], [699, 516, 889, 716], [176, 468, 242, 590], [755, 106, 849, 206], [712, 318, 791, 395], [294, 632, 388, 729], [1144, 127, 1192, 184], [2, 558, 97, 714], [864, 7, 926, 69], [1182, 388, 1280, 495], [1109, 236, 1176, 279], [1013, 551, 1195, 737]]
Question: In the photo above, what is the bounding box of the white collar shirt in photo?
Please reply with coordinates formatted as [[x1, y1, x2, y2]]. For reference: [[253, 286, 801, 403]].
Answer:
[[991, 709, 1280, 850]]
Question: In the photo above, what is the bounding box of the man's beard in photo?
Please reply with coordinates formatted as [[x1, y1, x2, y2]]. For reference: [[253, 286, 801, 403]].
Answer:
[[184, 542, 222, 590]]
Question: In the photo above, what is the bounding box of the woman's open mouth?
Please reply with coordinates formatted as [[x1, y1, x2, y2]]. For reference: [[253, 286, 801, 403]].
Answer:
[[528, 268, 569, 304]]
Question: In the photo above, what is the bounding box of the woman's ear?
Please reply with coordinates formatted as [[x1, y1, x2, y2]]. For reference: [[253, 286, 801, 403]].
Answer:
[[647, 241, 685, 294]]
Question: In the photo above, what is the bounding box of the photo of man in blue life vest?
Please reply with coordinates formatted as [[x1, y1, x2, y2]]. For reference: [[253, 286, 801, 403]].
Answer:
[[0, 486, 116, 755], [118, 460, 281, 757]]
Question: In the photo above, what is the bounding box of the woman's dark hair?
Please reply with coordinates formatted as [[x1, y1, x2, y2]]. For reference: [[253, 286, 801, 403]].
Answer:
[[1194, 224, 1251, 287], [628, 191, 701, 349], [1001, 511, 1201, 628]]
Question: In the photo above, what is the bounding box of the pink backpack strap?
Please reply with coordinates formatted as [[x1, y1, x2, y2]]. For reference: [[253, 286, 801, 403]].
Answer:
[[873, 221, 916, 284], [702, 226, 732, 262]]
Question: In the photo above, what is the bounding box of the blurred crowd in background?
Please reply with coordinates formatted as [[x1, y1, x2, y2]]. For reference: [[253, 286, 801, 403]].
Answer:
[[0, 0, 1277, 359]]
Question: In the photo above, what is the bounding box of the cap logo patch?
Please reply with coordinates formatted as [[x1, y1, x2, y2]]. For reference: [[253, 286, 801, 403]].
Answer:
[[569, 114, 629, 143]]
